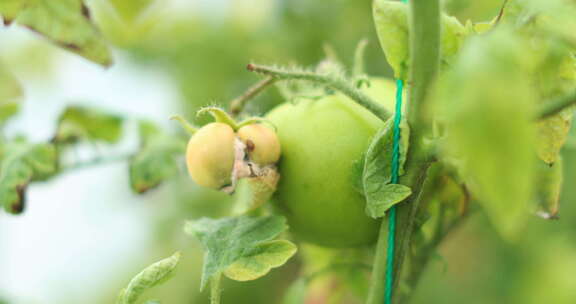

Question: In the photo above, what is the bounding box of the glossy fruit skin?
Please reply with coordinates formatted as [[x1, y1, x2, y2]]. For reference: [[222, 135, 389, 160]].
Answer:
[[266, 80, 392, 248], [186, 122, 236, 189], [237, 124, 281, 166]]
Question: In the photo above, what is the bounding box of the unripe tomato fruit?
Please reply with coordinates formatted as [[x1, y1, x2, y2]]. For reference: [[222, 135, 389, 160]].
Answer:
[[237, 124, 281, 166], [266, 78, 395, 247], [186, 122, 236, 189]]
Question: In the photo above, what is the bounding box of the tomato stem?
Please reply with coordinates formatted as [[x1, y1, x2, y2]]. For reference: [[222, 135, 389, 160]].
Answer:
[[367, 1, 441, 303], [246, 63, 391, 121]]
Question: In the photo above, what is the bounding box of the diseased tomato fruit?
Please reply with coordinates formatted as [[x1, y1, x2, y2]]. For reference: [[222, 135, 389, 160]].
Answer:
[[237, 124, 281, 166], [266, 78, 395, 247], [186, 122, 236, 189]]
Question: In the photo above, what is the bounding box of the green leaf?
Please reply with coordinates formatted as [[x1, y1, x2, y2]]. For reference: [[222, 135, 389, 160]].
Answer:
[[224, 240, 297, 281], [435, 29, 536, 238], [373, 1, 467, 79], [184, 215, 288, 289], [365, 184, 412, 219], [129, 120, 185, 194], [117, 251, 181, 304], [144, 301, 161, 304], [283, 278, 307, 304], [0, 64, 23, 124], [362, 117, 410, 217], [3, 0, 112, 66], [54, 106, 123, 144], [0, 139, 57, 214]]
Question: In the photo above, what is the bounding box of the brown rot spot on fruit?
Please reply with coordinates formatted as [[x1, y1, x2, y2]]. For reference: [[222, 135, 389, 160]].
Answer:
[[246, 140, 255, 152]]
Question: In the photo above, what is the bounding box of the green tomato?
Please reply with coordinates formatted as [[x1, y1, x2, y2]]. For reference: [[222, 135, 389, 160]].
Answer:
[[266, 78, 396, 248]]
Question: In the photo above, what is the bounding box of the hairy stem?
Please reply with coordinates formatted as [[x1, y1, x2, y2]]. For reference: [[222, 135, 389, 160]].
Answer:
[[247, 63, 391, 121], [229, 77, 276, 117], [537, 90, 576, 119]]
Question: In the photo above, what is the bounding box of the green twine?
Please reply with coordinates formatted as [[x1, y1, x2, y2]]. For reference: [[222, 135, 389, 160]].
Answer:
[[385, 78, 404, 304]]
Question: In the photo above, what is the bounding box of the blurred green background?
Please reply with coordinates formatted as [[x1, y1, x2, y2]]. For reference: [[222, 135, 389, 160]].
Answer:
[[1, 0, 575, 303]]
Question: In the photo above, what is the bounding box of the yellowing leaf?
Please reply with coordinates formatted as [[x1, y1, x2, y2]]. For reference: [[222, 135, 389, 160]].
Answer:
[[224, 240, 297, 281], [6, 0, 112, 66], [0, 139, 57, 214], [537, 109, 573, 164], [54, 106, 123, 144], [0, 64, 23, 124], [117, 252, 181, 304], [129, 121, 185, 194]]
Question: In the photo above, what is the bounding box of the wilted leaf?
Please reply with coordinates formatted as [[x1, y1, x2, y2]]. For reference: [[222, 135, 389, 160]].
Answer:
[[0, 64, 23, 124], [54, 106, 123, 144], [0, 139, 57, 214], [3, 0, 112, 66], [184, 215, 287, 289], [365, 184, 411, 219], [373, 1, 466, 79], [436, 29, 536, 238], [224, 240, 297, 281], [129, 120, 185, 194], [362, 117, 410, 217], [117, 252, 180, 304]]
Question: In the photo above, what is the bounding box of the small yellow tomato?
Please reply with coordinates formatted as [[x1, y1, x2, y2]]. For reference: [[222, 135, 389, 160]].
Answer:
[[237, 124, 281, 166], [186, 122, 236, 189]]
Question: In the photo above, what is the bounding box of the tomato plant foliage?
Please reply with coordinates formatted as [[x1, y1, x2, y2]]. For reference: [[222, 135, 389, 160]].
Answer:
[[1, 0, 576, 303]]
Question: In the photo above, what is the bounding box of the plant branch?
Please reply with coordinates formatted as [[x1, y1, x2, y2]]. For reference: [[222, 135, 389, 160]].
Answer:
[[247, 63, 391, 121], [229, 76, 276, 117], [537, 90, 576, 119]]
